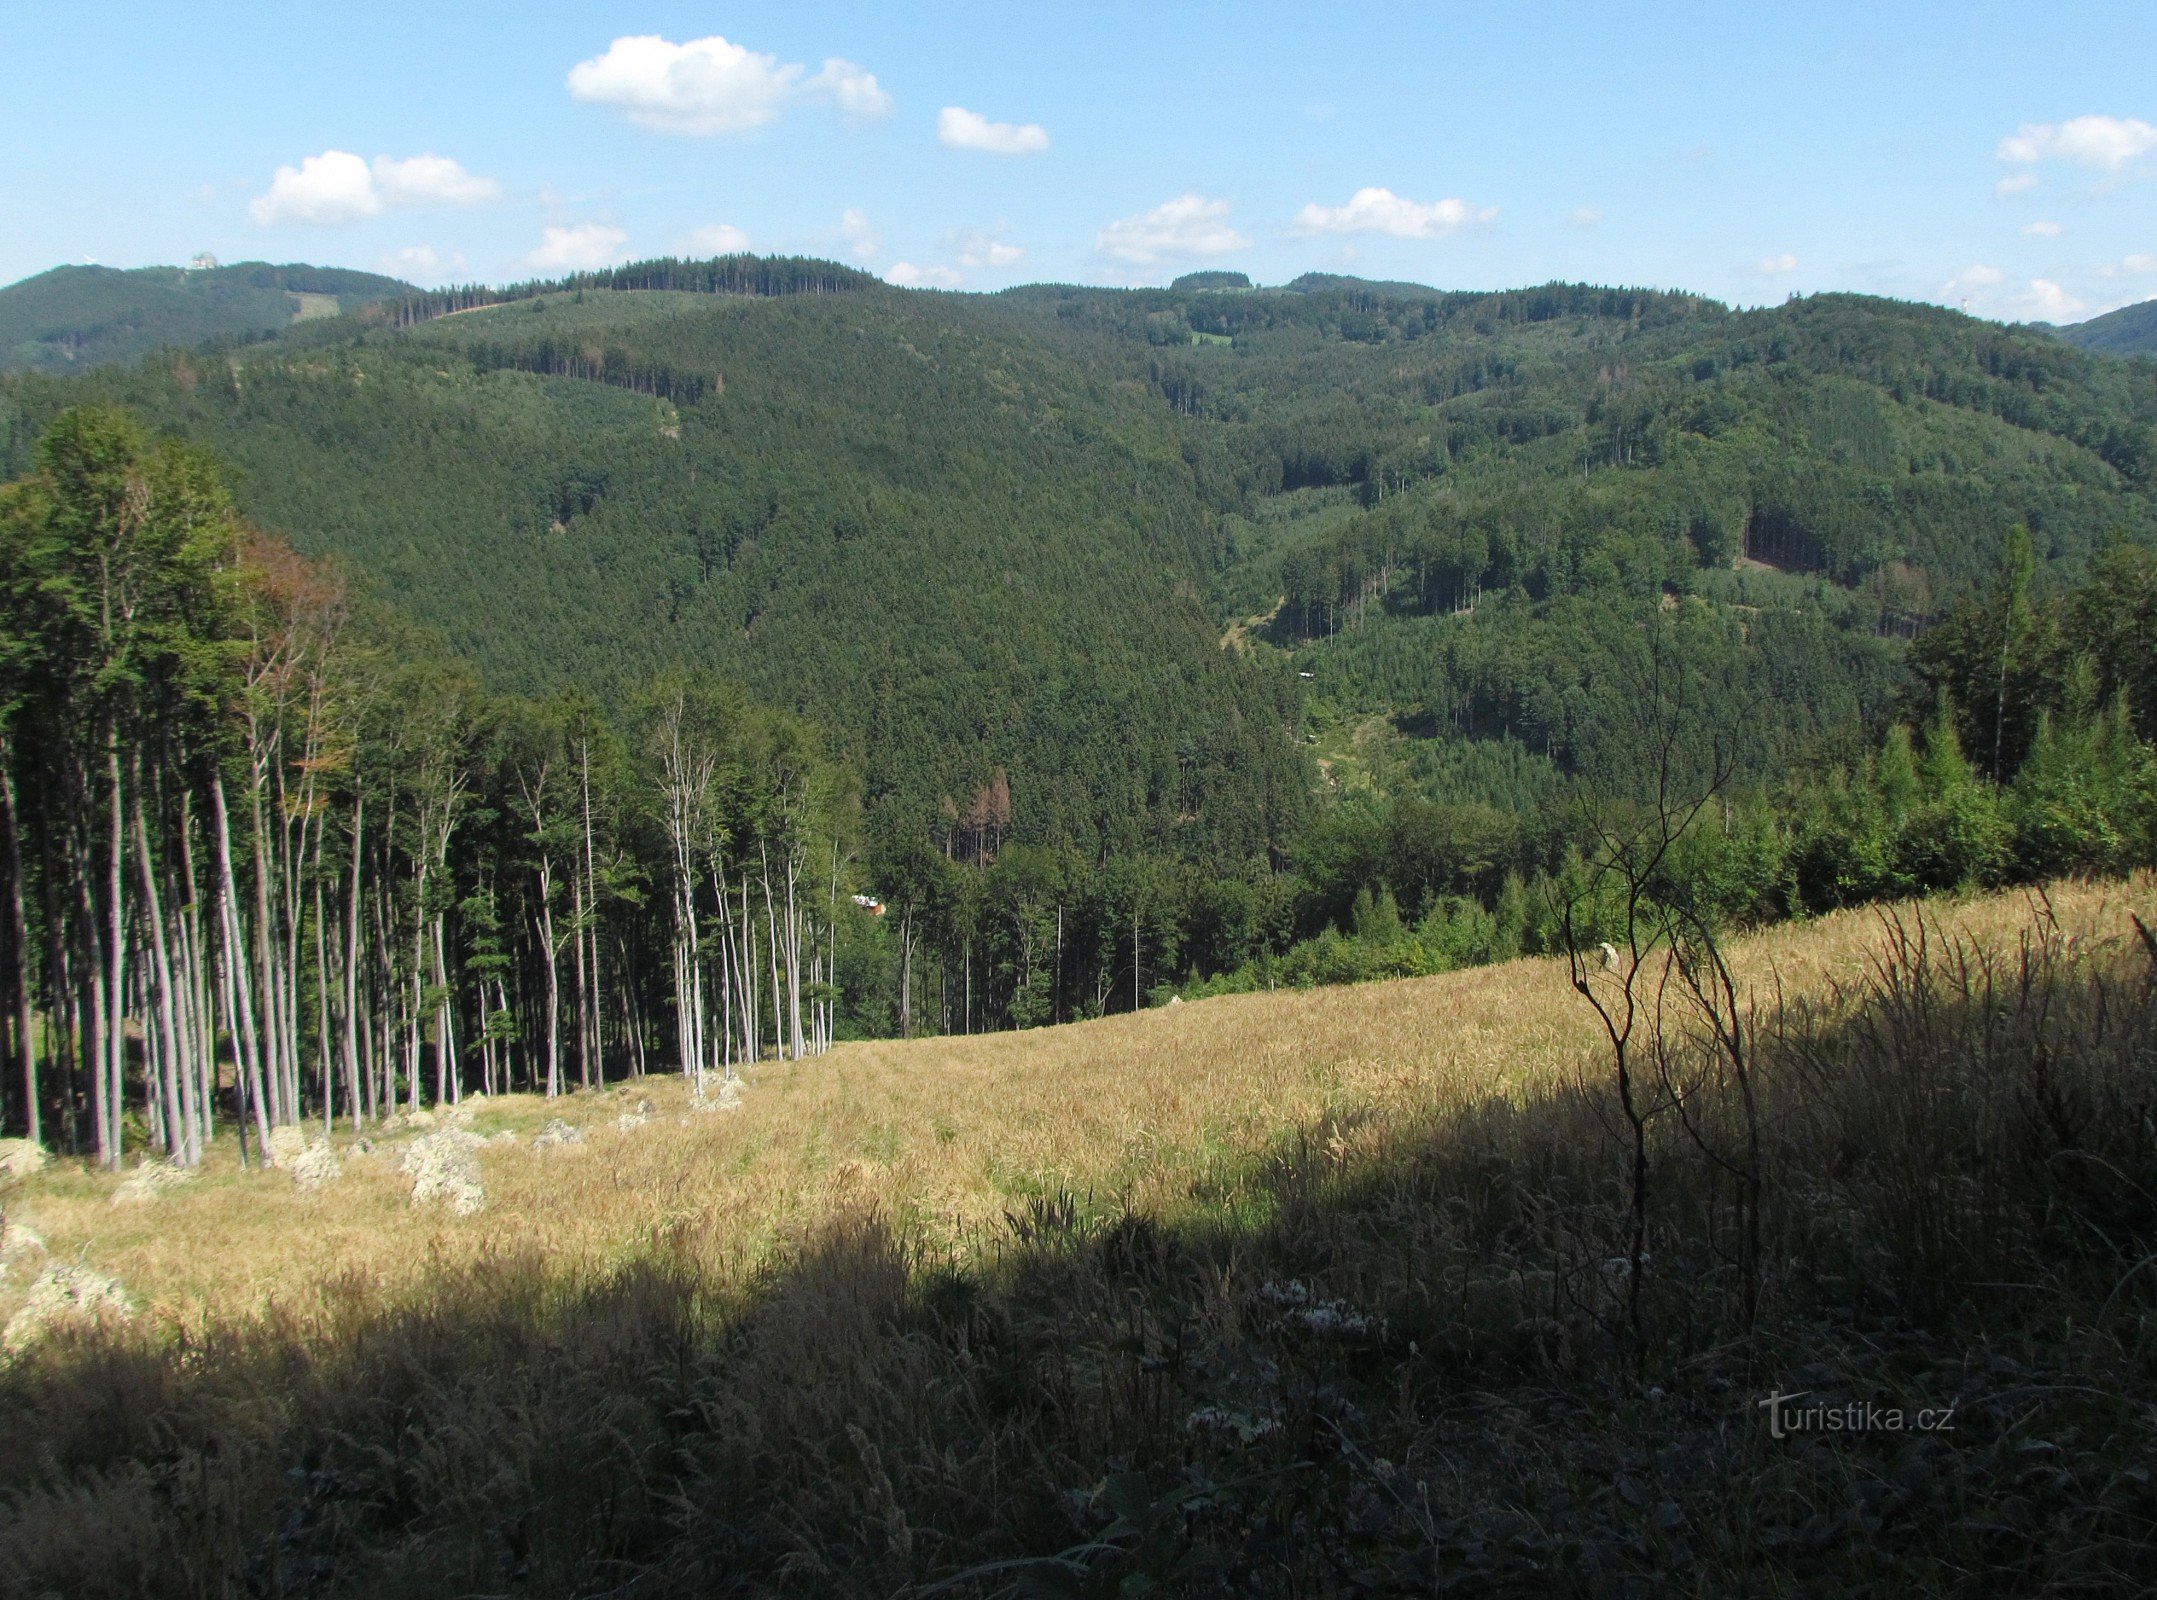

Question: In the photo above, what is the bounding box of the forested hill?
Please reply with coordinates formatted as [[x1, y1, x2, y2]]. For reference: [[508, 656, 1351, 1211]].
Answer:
[[2049, 298, 2157, 358], [0, 261, 414, 374], [3, 262, 2155, 873], [0, 277, 1312, 866]]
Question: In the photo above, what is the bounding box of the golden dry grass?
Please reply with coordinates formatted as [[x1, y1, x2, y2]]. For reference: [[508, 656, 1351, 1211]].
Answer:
[[4, 878, 2149, 1340]]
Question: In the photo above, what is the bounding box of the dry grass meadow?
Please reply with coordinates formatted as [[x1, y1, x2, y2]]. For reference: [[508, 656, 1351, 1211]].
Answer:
[[7, 880, 2110, 1330], [2, 880, 2154, 1596]]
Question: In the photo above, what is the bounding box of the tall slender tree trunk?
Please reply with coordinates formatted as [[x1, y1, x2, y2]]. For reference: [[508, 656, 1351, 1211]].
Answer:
[[0, 769, 39, 1145], [104, 734, 128, 1168]]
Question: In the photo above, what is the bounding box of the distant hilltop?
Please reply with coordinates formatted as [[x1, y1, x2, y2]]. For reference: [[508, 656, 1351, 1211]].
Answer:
[[2042, 297, 2157, 359], [0, 260, 415, 375]]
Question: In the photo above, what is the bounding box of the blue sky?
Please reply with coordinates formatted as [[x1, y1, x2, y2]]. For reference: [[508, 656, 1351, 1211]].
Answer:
[[3, 1, 2153, 322]]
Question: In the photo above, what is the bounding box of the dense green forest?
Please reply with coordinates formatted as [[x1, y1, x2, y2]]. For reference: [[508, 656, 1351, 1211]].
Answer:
[[2049, 295, 2157, 358], [0, 262, 414, 376], [4, 258, 2157, 1154]]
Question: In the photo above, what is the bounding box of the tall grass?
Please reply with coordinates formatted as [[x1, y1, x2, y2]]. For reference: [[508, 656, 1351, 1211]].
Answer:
[[0, 884, 2152, 1595]]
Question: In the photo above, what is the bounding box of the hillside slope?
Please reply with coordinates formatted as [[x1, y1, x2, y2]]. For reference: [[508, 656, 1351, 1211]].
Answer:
[[2049, 297, 2157, 358], [0, 260, 413, 374], [2, 882, 2150, 1597], [4, 265, 2155, 859]]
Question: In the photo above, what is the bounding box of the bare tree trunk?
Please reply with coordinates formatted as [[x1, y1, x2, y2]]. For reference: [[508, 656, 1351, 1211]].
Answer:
[[0, 769, 39, 1145], [103, 735, 128, 1167], [343, 797, 364, 1129]]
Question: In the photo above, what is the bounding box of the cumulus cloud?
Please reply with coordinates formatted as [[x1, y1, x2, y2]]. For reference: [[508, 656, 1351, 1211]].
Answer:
[[250, 150, 500, 226], [937, 106, 1049, 155], [2021, 219, 2065, 236], [1746, 252, 1800, 276], [528, 221, 629, 272], [684, 223, 751, 255], [1568, 206, 1604, 227], [838, 207, 879, 262], [1095, 194, 1251, 265], [567, 34, 887, 136], [1997, 114, 2157, 171], [953, 228, 1025, 269], [1291, 187, 1493, 238], [249, 151, 379, 225], [2024, 278, 2085, 319], [373, 155, 501, 209], [1995, 171, 2041, 197], [381, 244, 467, 282], [887, 262, 962, 288], [1942, 264, 2005, 301], [810, 58, 892, 118], [2111, 252, 2157, 275]]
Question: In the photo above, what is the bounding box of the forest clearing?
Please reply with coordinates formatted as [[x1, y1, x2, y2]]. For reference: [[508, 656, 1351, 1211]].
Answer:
[[3, 877, 2110, 1329], [2, 877, 2151, 1593]]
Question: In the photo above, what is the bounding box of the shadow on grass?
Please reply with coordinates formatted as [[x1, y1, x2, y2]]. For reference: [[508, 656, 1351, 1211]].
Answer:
[[3, 903, 2156, 1598]]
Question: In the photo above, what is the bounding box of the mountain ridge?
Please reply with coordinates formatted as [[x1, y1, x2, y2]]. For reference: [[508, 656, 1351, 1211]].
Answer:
[[0, 259, 415, 374]]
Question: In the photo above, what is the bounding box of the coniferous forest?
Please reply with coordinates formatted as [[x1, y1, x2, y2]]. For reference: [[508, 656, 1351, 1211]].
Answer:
[[3, 260, 2157, 1161]]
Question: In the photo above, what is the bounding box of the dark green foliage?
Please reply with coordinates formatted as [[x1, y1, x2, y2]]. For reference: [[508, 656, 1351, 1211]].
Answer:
[[8, 263, 2157, 1030], [0, 261, 414, 374], [1168, 271, 1253, 292], [2048, 296, 2157, 359], [375, 253, 878, 328]]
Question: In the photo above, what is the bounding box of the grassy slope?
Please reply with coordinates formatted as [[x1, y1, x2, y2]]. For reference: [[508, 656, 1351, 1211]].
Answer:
[[2, 880, 2154, 1594], [0, 878, 2137, 1325]]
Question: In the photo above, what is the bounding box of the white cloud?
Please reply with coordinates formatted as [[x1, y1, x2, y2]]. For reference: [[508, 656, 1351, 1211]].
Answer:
[[811, 58, 892, 119], [1568, 206, 1604, 227], [528, 221, 629, 272], [1290, 187, 1493, 238], [1998, 114, 2157, 171], [1746, 252, 1800, 276], [1944, 264, 2006, 292], [953, 228, 1024, 269], [567, 34, 887, 136], [887, 262, 962, 288], [684, 223, 751, 255], [1095, 194, 1251, 265], [1995, 171, 2041, 196], [249, 150, 379, 225], [568, 35, 794, 134], [839, 207, 879, 262], [2119, 252, 2157, 274], [249, 150, 500, 226], [937, 106, 1049, 155], [373, 155, 500, 209], [381, 244, 466, 282], [2024, 278, 2085, 319], [2020, 219, 2065, 237]]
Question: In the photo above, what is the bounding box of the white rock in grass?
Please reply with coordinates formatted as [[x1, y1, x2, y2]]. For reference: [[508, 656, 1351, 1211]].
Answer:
[[0, 1138, 48, 1179], [111, 1159, 194, 1206], [2, 1263, 131, 1351], [0, 1221, 47, 1281], [399, 1128, 485, 1215], [289, 1140, 343, 1192], [264, 1125, 308, 1168], [531, 1118, 584, 1151], [692, 1078, 745, 1114]]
